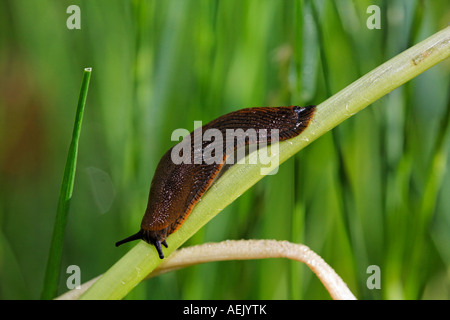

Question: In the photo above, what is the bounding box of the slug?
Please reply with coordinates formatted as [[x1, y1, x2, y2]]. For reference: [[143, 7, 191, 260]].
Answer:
[[116, 105, 316, 258]]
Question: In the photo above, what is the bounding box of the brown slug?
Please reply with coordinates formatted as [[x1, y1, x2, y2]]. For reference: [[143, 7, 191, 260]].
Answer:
[[115, 105, 316, 258]]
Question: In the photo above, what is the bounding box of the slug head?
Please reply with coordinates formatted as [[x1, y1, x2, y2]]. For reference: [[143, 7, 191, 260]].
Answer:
[[115, 229, 168, 259]]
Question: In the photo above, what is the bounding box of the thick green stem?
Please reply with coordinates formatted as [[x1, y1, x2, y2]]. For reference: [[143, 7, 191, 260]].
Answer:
[[80, 27, 450, 300]]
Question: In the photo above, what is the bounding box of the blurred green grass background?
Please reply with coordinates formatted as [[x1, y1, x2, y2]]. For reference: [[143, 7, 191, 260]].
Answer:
[[0, 0, 449, 300]]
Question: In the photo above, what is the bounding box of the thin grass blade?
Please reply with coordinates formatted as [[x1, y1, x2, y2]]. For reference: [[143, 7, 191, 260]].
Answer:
[[41, 67, 92, 300]]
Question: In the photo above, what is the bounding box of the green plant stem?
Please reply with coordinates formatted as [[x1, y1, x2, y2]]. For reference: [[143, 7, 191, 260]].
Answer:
[[80, 26, 450, 300], [59, 240, 357, 300], [41, 67, 92, 300]]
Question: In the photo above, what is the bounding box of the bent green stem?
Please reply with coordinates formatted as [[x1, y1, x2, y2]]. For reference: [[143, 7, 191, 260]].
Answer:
[[59, 240, 356, 300]]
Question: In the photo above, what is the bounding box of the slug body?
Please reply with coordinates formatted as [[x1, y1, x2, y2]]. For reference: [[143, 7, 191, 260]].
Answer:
[[116, 105, 316, 258]]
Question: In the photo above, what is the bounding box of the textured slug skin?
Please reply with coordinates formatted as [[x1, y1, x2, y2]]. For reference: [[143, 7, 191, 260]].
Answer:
[[116, 105, 316, 258]]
